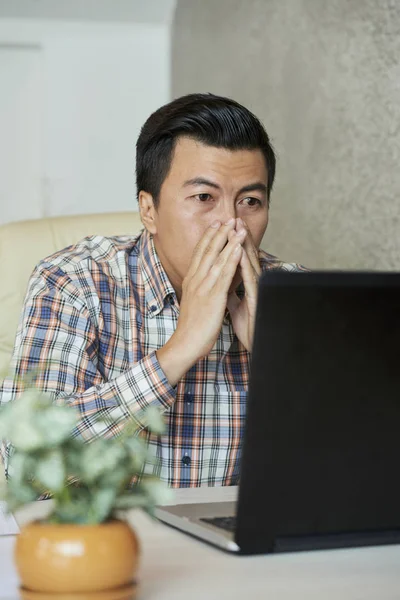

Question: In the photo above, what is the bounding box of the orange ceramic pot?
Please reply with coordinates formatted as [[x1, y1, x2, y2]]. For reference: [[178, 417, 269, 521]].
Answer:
[[14, 519, 140, 595]]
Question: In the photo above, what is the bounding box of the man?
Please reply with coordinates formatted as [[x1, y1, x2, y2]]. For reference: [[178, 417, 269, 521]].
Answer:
[[0, 94, 305, 487]]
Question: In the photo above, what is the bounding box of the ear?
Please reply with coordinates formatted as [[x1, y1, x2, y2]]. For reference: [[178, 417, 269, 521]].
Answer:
[[139, 191, 158, 234]]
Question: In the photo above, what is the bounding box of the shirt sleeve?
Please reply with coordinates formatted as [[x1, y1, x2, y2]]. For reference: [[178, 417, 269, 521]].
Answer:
[[0, 267, 177, 474]]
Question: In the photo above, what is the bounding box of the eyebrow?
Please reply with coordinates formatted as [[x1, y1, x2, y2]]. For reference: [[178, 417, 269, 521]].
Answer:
[[239, 182, 268, 195], [183, 177, 267, 195], [183, 177, 221, 190]]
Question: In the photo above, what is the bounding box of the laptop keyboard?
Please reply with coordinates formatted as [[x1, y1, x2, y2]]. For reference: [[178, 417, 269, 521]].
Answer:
[[200, 516, 237, 532]]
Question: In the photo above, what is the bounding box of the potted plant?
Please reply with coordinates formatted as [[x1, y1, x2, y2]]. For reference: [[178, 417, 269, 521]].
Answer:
[[0, 386, 171, 598]]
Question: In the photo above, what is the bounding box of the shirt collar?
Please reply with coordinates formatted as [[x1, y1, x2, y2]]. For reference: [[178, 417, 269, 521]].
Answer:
[[138, 229, 176, 317]]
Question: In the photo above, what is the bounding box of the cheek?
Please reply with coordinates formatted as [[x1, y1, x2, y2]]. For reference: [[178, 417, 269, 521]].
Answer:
[[170, 219, 206, 262], [158, 205, 202, 243], [245, 213, 269, 247], [180, 212, 212, 247]]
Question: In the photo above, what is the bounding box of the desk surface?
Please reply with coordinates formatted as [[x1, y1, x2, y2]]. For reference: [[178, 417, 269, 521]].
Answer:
[[1, 487, 400, 600]]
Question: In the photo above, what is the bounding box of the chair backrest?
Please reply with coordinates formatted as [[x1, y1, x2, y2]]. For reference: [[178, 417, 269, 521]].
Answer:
[[0, 212, 143, 376]]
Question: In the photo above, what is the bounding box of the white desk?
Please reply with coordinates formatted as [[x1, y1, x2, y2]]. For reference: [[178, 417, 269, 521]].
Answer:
[[1, 487, 399, 600]]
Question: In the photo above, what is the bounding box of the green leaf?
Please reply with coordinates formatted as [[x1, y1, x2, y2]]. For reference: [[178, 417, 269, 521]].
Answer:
[[5, 478, 38, 512], [97, 464, 131, 490], [0, 407, 13, 439], [6, 453, 35, 486], [145, 406, 165, 435], [87, 488, 117, 524], [125, 436, 149, 471], [80, 440, 127, 483], [7, 419, 46, 452], [113, 492, 149, 510], [140, 478, 174, 506], [0, 478, 7, 501], [49, 484, 92, 524], [114, 418, 141, 439], [35, 450, 65, 491], [51, 498, 91, 524], [35, 407, 77, 447], [0, 385, 168, 523], [0, 389, 75, 452], [63, 439, 85, 475]]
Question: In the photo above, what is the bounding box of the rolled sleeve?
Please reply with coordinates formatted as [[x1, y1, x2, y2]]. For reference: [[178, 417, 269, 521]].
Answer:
[[0, 267, 177, 453], [68, 350, 176, 441]]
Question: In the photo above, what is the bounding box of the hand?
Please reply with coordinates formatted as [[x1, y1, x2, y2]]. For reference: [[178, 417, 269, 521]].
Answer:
[[157, 218, 246, 385], [227, 218, 261, 352]]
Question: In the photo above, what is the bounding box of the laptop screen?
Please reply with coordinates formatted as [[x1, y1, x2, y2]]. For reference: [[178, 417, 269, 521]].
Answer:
[[237, 271, 400, 553]]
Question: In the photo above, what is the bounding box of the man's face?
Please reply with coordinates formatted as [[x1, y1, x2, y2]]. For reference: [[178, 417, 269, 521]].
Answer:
[[141, 136, 269, 297]]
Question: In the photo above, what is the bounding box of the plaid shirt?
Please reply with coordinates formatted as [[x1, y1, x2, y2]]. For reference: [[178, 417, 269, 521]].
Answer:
[[0, 229, 305, 487]]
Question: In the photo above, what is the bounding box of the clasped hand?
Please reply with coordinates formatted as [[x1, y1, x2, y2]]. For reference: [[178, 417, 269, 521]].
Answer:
[[177, 217, 261, 358], [157, 218, 261, 386]]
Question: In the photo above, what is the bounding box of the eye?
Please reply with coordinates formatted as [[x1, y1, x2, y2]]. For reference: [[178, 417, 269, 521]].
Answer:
[[194, 193, 213, 202], [240, 197, 262, 207]]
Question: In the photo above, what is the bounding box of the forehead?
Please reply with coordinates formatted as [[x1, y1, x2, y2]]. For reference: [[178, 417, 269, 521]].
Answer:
[[166, 137, 268, 186]]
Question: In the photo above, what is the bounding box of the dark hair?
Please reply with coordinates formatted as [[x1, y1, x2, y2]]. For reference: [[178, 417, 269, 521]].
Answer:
[[136, 93, 276, 207]]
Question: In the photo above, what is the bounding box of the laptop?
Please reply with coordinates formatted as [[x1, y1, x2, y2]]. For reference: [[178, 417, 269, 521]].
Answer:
[[155, 271, 400, 554]]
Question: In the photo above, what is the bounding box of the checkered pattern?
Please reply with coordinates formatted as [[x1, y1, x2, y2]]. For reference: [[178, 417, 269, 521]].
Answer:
[[0, 229, 306, 487]]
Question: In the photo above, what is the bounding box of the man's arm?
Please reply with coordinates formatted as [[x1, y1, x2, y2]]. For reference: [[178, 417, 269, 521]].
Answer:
[[157, 218, 246, 385], [0, 219, 247, 474], [0, 269, 177, 473]]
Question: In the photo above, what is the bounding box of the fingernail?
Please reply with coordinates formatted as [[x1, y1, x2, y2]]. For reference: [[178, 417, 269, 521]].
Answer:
[[237, 218, 244, 226], [235, 228, 246, 237], [211, 220, 221, 228], [225, 218, 235, 225], [235, 243, 242, 253]]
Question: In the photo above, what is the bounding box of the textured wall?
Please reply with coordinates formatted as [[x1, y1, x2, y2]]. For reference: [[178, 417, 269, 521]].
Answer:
[[172, 0, 400, 269]]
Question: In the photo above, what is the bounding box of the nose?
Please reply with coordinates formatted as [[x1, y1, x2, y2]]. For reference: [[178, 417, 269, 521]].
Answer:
[[219, 206, 237, 224]]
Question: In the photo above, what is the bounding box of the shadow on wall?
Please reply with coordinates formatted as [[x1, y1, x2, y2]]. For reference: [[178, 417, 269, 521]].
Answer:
[[172, 0, 400, 270]]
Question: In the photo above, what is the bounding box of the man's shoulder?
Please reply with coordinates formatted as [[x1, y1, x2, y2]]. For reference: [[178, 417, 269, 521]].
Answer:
[[259, 248, 308, 273], [36, 232, 143, 275], [27, 233, 145, 301]]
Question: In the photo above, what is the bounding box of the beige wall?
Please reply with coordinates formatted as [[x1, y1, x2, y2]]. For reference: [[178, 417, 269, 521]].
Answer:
[[172, 0, 400, 269]]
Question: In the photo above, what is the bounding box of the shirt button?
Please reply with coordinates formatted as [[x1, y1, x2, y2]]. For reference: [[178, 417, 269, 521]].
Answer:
[[182, 455, 191, 466], [150, 305, 157, 312], [169, 296, 175, 306]]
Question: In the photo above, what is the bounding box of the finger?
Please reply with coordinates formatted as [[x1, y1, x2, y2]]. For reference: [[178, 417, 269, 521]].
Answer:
[[194, 221, 246, 283], [206, 238, 243, 292], [240, 248, 259, 302], [188, 220, 222, 275], [227, 291, 241, 315], [188, 218, 237, 279], [237, 218, 261, 276], [227, 229, 236, 242]]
